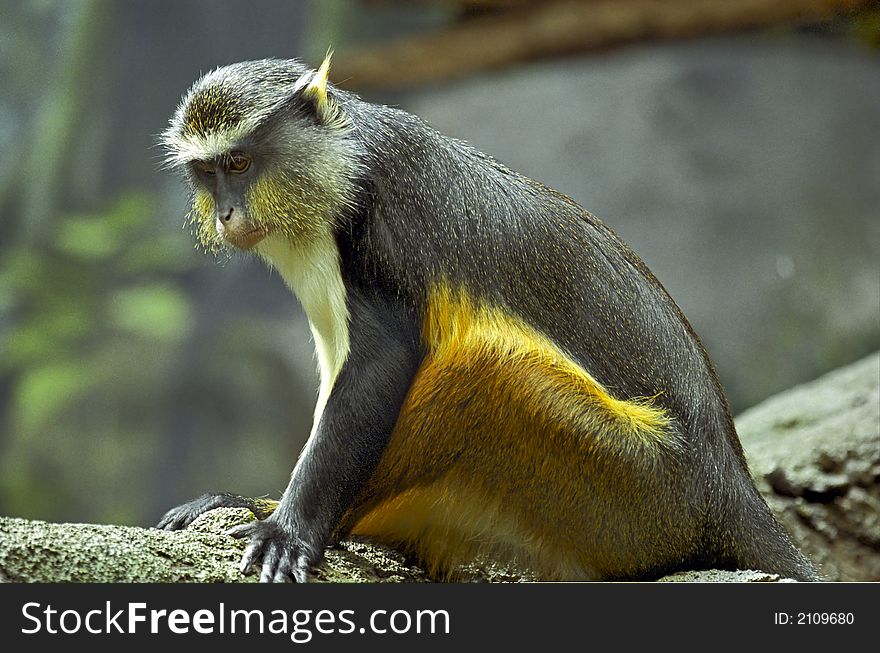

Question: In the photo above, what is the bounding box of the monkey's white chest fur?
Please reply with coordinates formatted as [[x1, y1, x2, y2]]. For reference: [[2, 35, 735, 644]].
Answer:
[[258, 233, 350, 434]]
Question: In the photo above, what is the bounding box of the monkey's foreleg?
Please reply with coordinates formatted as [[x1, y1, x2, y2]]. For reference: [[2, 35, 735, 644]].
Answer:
[[227, 292, 420, 583]]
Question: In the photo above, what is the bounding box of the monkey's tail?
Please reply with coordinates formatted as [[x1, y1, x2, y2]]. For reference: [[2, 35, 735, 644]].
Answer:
[[725, 486, 819, 582]]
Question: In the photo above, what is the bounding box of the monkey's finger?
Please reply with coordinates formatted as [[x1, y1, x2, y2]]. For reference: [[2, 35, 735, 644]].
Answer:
[[271, 548, 291, 583], [276, 548, 303, 583], [292, 554, 311, 584], [225, 522, 258, 539], [260, 546, 281, 583], [156, 511, 184, 531], [240, 538, 265, 576], [272, 558, 293, 584]]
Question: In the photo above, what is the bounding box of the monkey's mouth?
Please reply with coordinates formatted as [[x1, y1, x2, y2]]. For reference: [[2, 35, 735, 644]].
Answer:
[[224, 226, 268, 250]]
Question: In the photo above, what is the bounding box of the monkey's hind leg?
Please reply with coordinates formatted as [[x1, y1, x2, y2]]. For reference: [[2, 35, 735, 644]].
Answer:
[[156, 492, 279, 531], [343, 285, 683, 580]]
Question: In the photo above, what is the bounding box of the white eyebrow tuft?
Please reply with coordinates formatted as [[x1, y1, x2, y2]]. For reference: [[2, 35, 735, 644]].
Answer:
[[161, 118, 259, 167]]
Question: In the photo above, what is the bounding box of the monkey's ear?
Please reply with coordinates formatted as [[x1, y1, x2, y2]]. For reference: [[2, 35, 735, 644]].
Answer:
[[299, 51, 345, 127]]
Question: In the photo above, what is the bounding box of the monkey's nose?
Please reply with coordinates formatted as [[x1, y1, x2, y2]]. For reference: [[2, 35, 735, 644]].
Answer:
[[221, 208, 234, 223]]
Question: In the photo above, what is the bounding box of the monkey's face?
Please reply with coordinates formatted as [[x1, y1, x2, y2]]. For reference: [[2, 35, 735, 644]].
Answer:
[[189, 151, 266, 250], [184, 135, 358, 254], [163, 58, 363, 255]]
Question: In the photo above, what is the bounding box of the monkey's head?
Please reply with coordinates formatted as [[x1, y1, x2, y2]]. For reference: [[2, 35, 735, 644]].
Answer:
[[162, 55, 361, 253]]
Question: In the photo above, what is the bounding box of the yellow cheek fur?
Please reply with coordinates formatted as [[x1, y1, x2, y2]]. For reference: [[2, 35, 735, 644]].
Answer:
[[189, 168, 358, 252], [246, 173, 326, 243], [189, 189, 223, 252], [188, 174, 324, 252]]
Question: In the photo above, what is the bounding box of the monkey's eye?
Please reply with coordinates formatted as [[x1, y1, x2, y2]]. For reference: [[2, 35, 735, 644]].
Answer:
[[227, 152, 251, 174], [195, 161, 216, 176]]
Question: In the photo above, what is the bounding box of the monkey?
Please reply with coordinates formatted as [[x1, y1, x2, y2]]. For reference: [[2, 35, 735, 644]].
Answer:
[[157, 54, 818, 583]]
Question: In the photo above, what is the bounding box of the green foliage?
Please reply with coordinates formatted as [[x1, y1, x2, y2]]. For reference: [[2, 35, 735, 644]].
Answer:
[[55, 195, 149, 260], [1, 193, 195, 369], [109, 284, 193, 343], [0, 190, 201, 522], [57, 194, 150, 250], [13, 361, 93, 434]]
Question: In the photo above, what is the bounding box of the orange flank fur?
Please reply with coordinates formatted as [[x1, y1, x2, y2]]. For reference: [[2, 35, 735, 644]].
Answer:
[[341, 283, 691, 580]]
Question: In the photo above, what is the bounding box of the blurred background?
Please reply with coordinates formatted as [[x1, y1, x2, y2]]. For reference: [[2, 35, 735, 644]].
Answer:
[[0, 0, 877, 527]]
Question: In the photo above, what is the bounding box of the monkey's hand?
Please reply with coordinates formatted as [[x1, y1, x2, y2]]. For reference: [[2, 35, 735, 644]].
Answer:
[[227, 515, 321, 583], [156, 492, 278, 530]]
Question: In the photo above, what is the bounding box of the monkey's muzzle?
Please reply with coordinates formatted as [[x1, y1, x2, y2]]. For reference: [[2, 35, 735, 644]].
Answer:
[[217, 218, 268, 250]]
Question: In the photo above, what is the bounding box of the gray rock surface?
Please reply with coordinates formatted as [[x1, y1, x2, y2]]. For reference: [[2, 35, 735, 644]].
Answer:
[[659, 569, 792, 583], [1, 352, 876, 582], [737, 352, 880, 581], [0, 508, 789, 583], [0, 508, 429, 583]]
